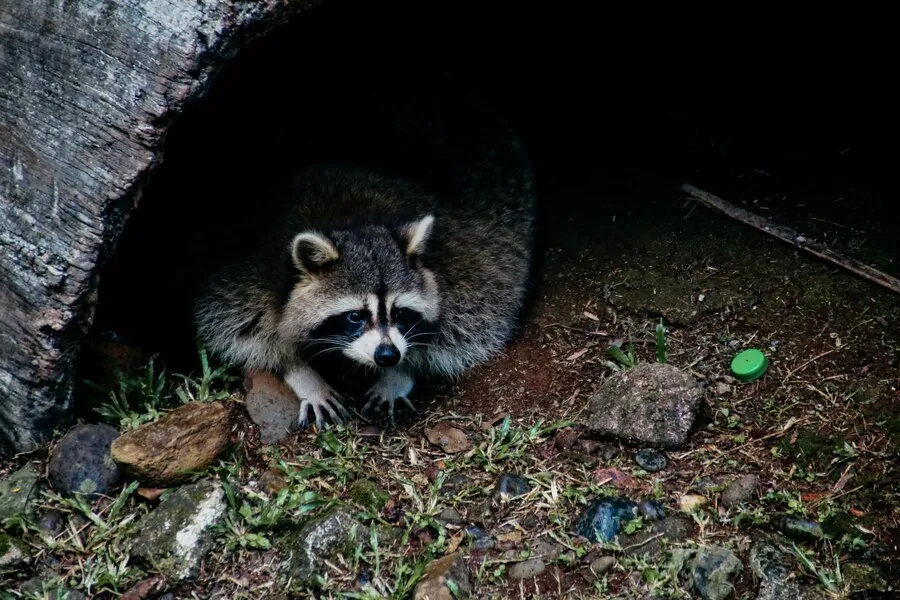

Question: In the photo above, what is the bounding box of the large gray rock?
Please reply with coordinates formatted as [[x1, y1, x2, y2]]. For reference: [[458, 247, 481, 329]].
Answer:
[[749, 541, 800, 600], [0, 0, 323, 456], [688, 547, 743, 600], [47, 424, 122, 497], [0, 464, 40, 525], [129, 479, 227, 581], [285, 509, 368, 585], [585, 362, 703, 447]]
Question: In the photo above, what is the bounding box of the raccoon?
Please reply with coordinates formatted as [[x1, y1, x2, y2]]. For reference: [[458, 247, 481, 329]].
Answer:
[[186, 104, 535, 429]]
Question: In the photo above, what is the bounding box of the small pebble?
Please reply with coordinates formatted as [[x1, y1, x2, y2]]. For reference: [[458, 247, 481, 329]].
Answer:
[[634, 449, 667, 472], [437, 507, 464, 526], [494, 473, 532, 500], [508, 558, 546, 580], [771, 515, 825, 541], [574, 497, 639, 542], [465, 525, 495, 551], [680, 494, 708, 512], [720, 474, 758, 507], [438, 474, 474, 498], [638, 500, 666, 521], [590, 556, 616, 576]]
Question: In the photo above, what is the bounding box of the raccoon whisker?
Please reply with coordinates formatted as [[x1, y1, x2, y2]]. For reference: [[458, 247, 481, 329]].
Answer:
[[305, 345, 352, 363]]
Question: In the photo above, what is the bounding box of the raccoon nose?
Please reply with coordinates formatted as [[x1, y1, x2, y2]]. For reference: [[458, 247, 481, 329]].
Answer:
[[374, 344, 401, 367]]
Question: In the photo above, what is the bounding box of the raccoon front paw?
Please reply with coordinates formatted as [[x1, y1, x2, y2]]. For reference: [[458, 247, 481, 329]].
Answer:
[[284, 364, 351, 429], [361, 369, 416, 424], [298, 389, 350, 430]]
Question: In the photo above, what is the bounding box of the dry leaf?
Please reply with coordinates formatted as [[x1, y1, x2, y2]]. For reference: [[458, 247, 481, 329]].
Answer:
[[446, 529, 465, 554], [425, 422, 471, 453], [583, 311, 599, 321], [566, 348, 589, 361]]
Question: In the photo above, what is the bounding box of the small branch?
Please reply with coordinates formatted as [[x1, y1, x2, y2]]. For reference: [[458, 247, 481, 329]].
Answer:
[[680, 183, 900, 296]]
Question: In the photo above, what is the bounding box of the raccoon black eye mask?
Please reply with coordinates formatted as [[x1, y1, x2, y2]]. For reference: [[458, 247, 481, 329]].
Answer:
[[189, 154, 534, 429]]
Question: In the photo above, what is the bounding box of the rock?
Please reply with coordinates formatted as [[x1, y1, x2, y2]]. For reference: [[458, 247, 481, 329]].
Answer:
[[842, 562, 888, 593], [437, 508, 464, 526], [554, 428, 580, 450], [590, 556, 616, 576], [439, 474, 474, 498], [37, 510, 66, 538], [0, 533, 29, 571], [47, 424, 122, 497], [469, 500, 494, 527], [286, 509, 367, 584], [0, 464, 40, 524], [259, 468, 288, 496], [637, 500, 666, 521], [508, 558, 546, 580], [574, 497, 639, 542], [720, 475, 758, 507], [465, 526, 494, 551], [530, 536, 564, 560], [494, 473, 532, 500], [348, 479, 389, 510], [680, 494, 708, 512], [634, 448, 668, 472], [688, 547, 743, 600], [243, 370, 300, 444], [770, 515, 825, 541], [413, 552, 471, 600], [621, 516, 695, 557], [750, 540, 801, 600], [425, 422, 471, 453], [129, 479, 227, 581], [111, 401, 230, 486], [584, 362, 703, 447], [120, 575, 167, 600]]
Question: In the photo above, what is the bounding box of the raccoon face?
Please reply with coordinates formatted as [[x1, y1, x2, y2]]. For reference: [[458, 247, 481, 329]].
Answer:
[[279, 215, 440, 369]]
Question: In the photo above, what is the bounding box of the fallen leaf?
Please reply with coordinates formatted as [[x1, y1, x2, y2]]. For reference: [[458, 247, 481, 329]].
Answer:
[[136, 487, 166, 502], [446, 530, 465, 554], [566, 348, 589, 361], [593, 467, 645, 492], [425, 422, 471, 453], [583, 311, 599, 321]]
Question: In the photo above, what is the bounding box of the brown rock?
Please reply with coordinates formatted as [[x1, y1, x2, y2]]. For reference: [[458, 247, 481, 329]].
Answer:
[[425, 422, 471, 453], [110, 402, 230, 486], [243, 370, 300, 444], [120, 575, 166, 600], [413, 552, 472, 600]]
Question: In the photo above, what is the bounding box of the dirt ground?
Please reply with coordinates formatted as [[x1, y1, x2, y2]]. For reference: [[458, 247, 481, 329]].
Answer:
[[3, 124, 899, 599]]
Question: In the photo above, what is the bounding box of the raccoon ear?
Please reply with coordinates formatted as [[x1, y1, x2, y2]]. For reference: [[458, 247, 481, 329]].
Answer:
[[290, 231, 340, 276], [399, 214, 435, 258]]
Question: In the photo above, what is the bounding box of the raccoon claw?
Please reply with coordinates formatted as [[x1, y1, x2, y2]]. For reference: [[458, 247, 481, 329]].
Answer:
[[298, 391, 350, 429], [361, 393, 414, 424], [361, 371, 416, 424]]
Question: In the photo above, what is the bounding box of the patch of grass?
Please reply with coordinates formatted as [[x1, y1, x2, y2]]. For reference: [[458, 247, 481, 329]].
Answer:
[[92, 345, 237, 432]]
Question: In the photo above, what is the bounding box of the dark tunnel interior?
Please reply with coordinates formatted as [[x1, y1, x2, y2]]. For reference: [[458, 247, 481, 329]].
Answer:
[[79, 1, 900, 417]]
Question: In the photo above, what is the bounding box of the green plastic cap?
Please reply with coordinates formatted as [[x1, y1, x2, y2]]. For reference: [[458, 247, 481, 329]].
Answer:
[[731, 349, 768, 381]]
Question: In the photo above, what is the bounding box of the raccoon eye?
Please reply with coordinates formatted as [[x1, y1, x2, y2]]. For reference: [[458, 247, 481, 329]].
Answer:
[[346, 311, 365, 324]]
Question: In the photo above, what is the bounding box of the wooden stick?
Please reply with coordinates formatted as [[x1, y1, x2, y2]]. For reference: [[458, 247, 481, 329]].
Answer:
[[680, 183, 900, 296]]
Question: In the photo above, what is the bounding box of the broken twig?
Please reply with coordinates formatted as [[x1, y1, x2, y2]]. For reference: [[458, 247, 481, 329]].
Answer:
[[680, 183, 900, 296]]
